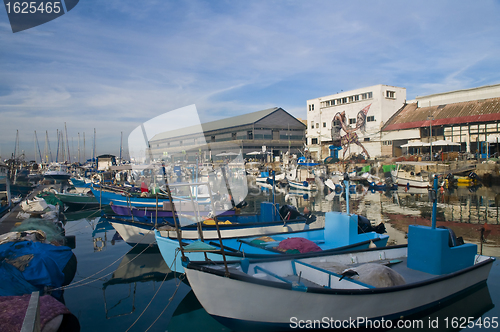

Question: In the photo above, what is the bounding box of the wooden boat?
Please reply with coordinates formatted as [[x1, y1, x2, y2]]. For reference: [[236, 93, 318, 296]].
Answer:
[[107, 202, 316, 248], [288, 179, 317, 191], [43, 163, 71, 181], [109, 200, 236, 221], [180, 177, 496, 331], [155, 210, 389, 273], [90, 185, 212, 208], [393, 162, 432, 189], [54, 191, 100, 209]]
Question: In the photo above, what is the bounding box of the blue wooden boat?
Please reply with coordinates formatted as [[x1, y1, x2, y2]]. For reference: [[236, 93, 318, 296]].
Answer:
[[106, 202, 317, 249], [155, 210, 389, 273], [90, 186, 212, 208]]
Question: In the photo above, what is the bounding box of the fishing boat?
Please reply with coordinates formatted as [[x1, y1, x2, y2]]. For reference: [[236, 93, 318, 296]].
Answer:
[[43, 163, 72, 181], [90, 185, 213, 208], [155, 209, 388, 273], [109, 200, 236, 221], [393, 162, 433, 189], [180, 176, 496, 331], [54, 191, 100, 210], [288, 179, 318, 191], [106, 201, 316, 248]]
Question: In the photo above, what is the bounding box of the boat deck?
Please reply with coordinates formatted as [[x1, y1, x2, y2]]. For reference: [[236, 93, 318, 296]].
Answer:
[[222, 256, 439, 290]]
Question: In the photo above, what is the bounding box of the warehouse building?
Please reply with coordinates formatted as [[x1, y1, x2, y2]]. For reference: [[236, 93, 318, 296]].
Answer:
[[148, 107, 306, 162]]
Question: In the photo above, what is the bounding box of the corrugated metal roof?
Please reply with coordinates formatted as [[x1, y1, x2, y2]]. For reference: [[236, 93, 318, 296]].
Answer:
[[201, 107, 280, 132], [382, 97, 500, 131], [150, 107, 283, 142]]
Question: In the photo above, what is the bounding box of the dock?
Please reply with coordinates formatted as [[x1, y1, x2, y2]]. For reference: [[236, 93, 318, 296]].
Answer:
[[0, 184, 50, 235]]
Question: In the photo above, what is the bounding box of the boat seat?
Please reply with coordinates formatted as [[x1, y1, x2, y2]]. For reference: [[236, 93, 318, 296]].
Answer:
[[407, 225, 477, 275], [291, 260, 374, 289], [182, 240, 221, 253]]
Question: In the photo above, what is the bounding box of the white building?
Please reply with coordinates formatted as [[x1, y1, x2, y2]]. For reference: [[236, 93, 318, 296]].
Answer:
[[306, 84, 406, 161]]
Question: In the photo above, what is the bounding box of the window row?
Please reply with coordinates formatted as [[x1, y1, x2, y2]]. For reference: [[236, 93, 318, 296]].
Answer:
[[320, 92, 373, 108]]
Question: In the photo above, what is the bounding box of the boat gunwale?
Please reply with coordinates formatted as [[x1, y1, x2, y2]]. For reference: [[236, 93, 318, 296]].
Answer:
[[154, 230, 388, 259]]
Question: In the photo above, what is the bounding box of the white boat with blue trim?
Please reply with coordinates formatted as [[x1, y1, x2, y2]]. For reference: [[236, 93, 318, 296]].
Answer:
[[180, 176, 496, 331]]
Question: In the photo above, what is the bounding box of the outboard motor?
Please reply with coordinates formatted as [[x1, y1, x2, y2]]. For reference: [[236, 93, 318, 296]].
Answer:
[[358, 215, 386, 234], [279, 205, 317, 224]]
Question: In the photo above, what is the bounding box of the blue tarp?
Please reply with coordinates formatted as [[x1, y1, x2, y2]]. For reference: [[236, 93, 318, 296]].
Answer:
[[0, 241, 74, 297]]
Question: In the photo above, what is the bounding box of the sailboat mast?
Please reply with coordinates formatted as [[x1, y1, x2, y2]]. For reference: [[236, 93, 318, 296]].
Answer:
[[93, 128, 96, 167], [56, 129, 60, 162], [13, 130, 19, 160], [65, 122, 70, 163], [119, 131, 123, 162], [34, 131, 42, 164], [78, 132, 80, 164]]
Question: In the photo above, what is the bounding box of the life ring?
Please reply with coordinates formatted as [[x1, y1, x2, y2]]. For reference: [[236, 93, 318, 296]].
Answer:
[[91, 174, 102, 184]]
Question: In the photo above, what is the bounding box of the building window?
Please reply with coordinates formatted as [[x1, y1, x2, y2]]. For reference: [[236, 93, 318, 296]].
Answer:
[[211, 136, 215, 142], [308, 104, 315, 111], [342, 97, 348, 104], [311, 124, 314, 129], [316, 123, 319, 128], [247, 131, 253, 140], [386, 90, 396, 99], [361, 92, 373, 99], [349, 118, 356, 125], [367, 116, 375, 122], [311, 138, 318, 144], [232, 133, 237, 140], [364, 138, 370, 142], [323, 122, 326, 127]]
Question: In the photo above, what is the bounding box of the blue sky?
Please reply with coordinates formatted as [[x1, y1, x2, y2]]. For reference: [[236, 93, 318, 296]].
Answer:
[[1, 0, 500, 161]]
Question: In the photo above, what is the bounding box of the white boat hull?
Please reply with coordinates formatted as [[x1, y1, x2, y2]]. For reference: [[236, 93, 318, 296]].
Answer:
[[184, 247, 494, 331], [111, 218, 309, 247], [288, 180, 317, 191]]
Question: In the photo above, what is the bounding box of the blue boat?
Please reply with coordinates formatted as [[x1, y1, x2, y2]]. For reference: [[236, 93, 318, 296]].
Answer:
[[106, 202, 317, 248], [155, 210, 389, 273], [90, 186, 212, 208]]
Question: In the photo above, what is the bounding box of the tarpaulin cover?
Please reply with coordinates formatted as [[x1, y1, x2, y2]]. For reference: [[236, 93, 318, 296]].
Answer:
[[0, 241, 73, 296]]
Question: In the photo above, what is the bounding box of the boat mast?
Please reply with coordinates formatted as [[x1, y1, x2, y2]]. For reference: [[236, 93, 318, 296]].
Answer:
[[34, 131, 42, 164], [78, 132, 80, 164], [83, 132, 86, 164], [93, 128, 96, 168], [65, 122, 70, 163], [119, 131, 123, 163], [13, 129, 19, 160], [56, 129, 60, 162]]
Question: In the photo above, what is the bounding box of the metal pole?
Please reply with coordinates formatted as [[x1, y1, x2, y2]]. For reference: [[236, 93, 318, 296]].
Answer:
[[431, 175, 438, 229], [344, 172, 350, 214]]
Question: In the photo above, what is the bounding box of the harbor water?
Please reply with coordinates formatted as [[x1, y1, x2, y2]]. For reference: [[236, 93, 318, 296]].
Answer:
[[61, 181, 500, 331]]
